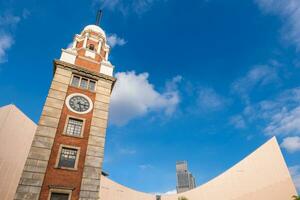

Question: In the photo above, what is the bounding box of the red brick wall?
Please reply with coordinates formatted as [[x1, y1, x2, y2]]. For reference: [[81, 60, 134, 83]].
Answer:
[[75, 57, 101, 73], [39, 86, 96, 200]]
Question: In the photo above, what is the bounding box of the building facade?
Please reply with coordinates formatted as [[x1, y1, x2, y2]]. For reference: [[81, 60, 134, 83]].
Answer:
[[0, 105, 37, 200], [14, 24, 116, 200], [176, 161, 196, 193]]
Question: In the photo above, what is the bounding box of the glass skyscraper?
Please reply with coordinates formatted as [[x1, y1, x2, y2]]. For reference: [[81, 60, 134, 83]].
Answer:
[[176, 161, 196, 193]]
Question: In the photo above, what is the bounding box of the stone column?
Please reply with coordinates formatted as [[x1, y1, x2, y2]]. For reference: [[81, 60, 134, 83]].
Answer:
[[79, 79, 113, 200], [14, 66, 72, 200]]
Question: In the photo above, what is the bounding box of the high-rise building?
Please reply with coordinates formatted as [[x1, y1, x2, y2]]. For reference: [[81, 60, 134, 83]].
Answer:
[[176, 161, 196, 193], [14, 23, 116, 200]]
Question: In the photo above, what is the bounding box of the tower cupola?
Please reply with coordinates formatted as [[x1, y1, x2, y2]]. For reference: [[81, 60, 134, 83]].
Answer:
[[60, 24, 114, 76]]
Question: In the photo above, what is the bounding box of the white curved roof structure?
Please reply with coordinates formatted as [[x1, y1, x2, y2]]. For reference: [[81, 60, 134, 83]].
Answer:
[[82, 24, 106, 38], [100, 137, 298, 200]]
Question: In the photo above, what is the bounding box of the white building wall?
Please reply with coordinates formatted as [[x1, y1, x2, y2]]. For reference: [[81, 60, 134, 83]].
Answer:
[[0, 105, 37, 200], [100, 137, 298, 200]]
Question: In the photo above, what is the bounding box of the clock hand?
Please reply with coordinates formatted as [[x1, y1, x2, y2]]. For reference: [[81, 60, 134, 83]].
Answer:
[[77, 102, 82, 111]]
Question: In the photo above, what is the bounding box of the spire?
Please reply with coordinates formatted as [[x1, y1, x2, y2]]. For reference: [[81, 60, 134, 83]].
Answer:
[[95, 10, 103, 26]]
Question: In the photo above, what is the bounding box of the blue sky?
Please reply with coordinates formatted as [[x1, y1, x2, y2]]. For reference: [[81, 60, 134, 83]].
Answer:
[[1, 0, 300, 194]]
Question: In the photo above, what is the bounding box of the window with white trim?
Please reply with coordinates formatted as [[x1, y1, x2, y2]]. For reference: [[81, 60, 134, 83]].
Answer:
[[88, 80, 96, 91], [50, 192, 70, 200], [70, 75, 96, 92], [80, 78, 88, 89], [66, 118, 83, 137], [58, 147, 78, 169], [71, 75, 80, 87]]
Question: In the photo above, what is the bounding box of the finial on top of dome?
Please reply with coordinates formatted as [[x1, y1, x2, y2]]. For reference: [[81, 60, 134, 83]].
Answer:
[[95, 10, 103, 26]]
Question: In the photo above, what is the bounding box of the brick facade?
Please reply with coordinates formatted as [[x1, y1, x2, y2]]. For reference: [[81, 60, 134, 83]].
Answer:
[[38, 86, 95, 200]]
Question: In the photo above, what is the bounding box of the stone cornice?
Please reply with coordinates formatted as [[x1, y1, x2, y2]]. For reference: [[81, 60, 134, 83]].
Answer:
[[53, 60, 116, 91]]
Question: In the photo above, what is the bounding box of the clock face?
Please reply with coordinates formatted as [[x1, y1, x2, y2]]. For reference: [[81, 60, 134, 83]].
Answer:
[[67, 94, 92, 114]]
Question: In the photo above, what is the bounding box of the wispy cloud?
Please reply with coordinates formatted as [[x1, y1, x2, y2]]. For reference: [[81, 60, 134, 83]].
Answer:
[[107, 34, 126, 48], [229, 115, 246, 129], [94, 0, 164, 15], [281, 137, 300, 153], [0, 33, 13, 63], [0, 13, 20, 27], [229, 63, 300, 145], [196, 87, 228, 112], [0, 10, 28, 64], [230, 83, 300, 153], [259, 87, 300, 136], [0, 12, 21, 63], [138, 164, 153, 170], [109, 71, 181, 126], [231, 65, 279, 104], [119, 147, 137, 155], [265, 106, 300, 136], [255, 0, 300, 50]]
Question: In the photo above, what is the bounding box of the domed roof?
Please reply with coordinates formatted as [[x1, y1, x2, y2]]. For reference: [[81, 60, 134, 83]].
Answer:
[[82, 24, 106, 38]]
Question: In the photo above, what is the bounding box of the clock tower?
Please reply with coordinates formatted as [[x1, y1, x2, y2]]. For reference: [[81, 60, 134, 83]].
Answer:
[[14, 24, 115, 200]]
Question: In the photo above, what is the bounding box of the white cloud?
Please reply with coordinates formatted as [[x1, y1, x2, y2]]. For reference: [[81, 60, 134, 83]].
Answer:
[[236, 87, 300, 137], [119, 147, 136, 155], [255, 0, 300, 50], [0, 13, 20, 27], [231, 65, 279, 103], [229, 115, 246, 129], [197, 87, 227, 111], [265, 107, 300, 136], [109, 71, 181, 126], [289, 165, 300, 192], [232, 84, 300, 153], [107, 34, 126, 48], [164, 189, 177, 195], [0, 12, 23, 64], [95, 0, 162, 15], [138, 164, 153, 170], [153, 189, 177, 195], [254, 87, 300, 136], [0, 33, 13, 63], [281, 137, 300, 153], [22, 9, 31, 19]]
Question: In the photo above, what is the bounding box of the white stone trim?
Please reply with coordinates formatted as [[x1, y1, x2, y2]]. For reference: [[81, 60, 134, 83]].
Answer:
[[63, 115, 86, 138], [60, 49, 77, 65], [85, 50, 96, 59], [83, 33, 88, 48], [48, 188, 72, 200], [88, 37, 99, 43], [65, 93, 93, 115], [100, 61, 114, 76], [97, 41, 102, 54]]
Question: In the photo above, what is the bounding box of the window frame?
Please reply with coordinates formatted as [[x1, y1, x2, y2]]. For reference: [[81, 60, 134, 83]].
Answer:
[[70, 74, 97, 92], [48, 188, 72, 200], [55, 144, 80, 171], [63, 115, 85, 138], [70, 75, 80, 87], [80, 78, 88, 89], [88, 80, 96, 91]]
